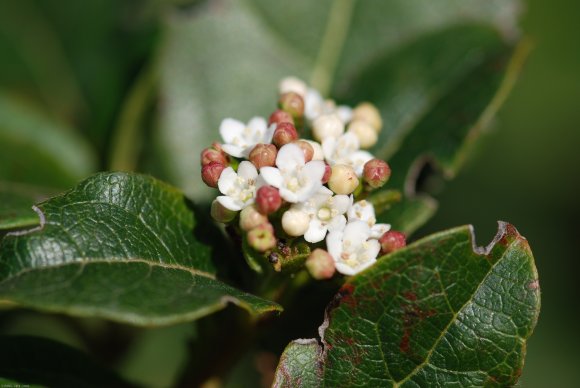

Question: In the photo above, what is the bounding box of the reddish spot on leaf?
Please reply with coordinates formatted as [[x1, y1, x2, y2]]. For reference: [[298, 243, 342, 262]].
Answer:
[[527, 280, 539, 290], [337, 283, 357, 309]]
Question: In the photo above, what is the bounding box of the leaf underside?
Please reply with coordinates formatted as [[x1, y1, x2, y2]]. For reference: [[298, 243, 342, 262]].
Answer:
[[273, 222, 540, 387], [0, 172, 281, 326]]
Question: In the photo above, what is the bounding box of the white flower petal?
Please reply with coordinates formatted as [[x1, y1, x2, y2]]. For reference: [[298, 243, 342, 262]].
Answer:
[[279, 187, 299, 203], [277, 143, 305, 170], [219, 118, 245, 144], [303, 160, 325, 182], [327, 215, 347, 232], [264, 123, 276, 144], [304, 219, 328, 243], [237, 161, 258, 180], [371, 223, 391, 239], [343, 221, 371, 242], [217, 167, 237, 194], [247, 116, 267, 132], [221, 144, 245, 158], [332, 195, 352, 215], [335, 262, 357, 276], [259, 167, 283, 188], [217, 195, 242, 211], [350, 150, 374, 176], [326, 230, 343, 262]]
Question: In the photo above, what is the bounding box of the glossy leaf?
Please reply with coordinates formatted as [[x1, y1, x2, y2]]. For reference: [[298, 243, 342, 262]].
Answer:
[[273, 222, 540, 387], [158, 0, 519, 204], [0, 335, 133, 387], [0, 172, 281, 326]]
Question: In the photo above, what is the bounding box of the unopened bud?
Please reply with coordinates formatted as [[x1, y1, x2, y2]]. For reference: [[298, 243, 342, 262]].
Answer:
[[281, 209, 309, 237], [304, 140, 324, 161], [268, 109, 295, 126], [279, 76, 307, 97], [328, 164, 359, 195], [293, 140, 314, 163], [353, 102, 382, 132], [247, 223, 277, 252], [256, 186, 282, 215], [201, 146, 228, 166], [322, 163, 332, 184], [249, 143, 277, 169], [210, 200, 237, 223], [379, 230, 407, 254], [312, 114, 344, 142], [202, 162, 225, 188], [348, 120, 378, 149], [239, 205, 268, 232], [278, 92, 305, 118], [272, 122, 298, 147], [363, 159, 391, 189], [305, 248, 336, 280]]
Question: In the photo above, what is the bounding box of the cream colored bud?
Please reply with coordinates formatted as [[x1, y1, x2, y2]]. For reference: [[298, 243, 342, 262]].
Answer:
[[328, 164, 359, 195], [304, 140, 324, 161], [312, 114, 344, 142], [210, 200, 237, 223], [306, 249, 336, 280], [239, 205, 268, 232], [353, 102, 382, 132], [279, 76, 307, 97], [281, 209, 310, 237], [348, 120, 378, 149]]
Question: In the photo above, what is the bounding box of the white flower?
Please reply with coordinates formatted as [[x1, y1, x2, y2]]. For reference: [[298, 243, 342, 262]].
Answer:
[[217, 161, 259, 211], [220, 117, 275, 158], [322, 132, 374, 176], [292, 187, 351, 243], [304, 88, 352, 124], [326, 221, 381, 276], [260, 143, 325, 203], [279, 76, 308, 97], [347, 200, 391, 238]]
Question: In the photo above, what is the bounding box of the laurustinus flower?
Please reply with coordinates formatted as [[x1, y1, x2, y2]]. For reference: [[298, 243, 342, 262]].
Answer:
[[379, 230, 407, 254], [268, 109, 294, 126], [255, 185, 282, 215], [347, 200, 391, 239], [281, 208, 310, 237], [249, 143, 277, 169], [312, 114, 344, 142], [305, 248, 336, 280], [278, 92, 305, 118], [291, 186, 351, 243], [202, 162, 226, 188], [348, 120, 378, 149], [353, 102, 383, 132], [322, 132, 374, 176], [328, 164, 359, 195], [201, 146, 228, 166], [217, 161, 259, 211], [210, 200, 237, 223], [279, 76, 307, 98], [272, 122, 298, 148], [363, 159, 391, 189], [260, 143, 325, 203], [220, 117, 275, 158], [293, 140, 314, 163], [247, 223, 277, 252], [327, 221, 381, 276], [239, 205, 268, 232]]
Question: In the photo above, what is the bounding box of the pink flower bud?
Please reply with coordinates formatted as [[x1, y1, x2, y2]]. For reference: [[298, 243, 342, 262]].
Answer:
[[201, 162, 225, 188], [305, 249, 336, 280], [322, 163, 332, 184], [379, 230, 407, 254], [272, 122, 298, 148], [255, 185, 282, 215], [201, 146, 228, 166], [293, 140, 314, 163], [249, 143, 277, 169], [278, 92, 304, 118], [210, 200, 237, 223], [268, 109, 295, 126], [363, 159, 391, 189], [239, 205, 268, 231], [247, 222, 277, 252]]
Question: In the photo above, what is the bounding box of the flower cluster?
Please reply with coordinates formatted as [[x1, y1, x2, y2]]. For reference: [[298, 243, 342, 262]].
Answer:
[[201, 77, 406, 277]]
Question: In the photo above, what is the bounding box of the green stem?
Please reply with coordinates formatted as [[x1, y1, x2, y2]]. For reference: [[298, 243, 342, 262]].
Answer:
[[108, 59, 158, 171], [310, 0, 357, 96]]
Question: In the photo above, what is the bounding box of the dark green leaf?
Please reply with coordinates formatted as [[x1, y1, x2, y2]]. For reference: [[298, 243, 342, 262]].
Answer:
[[158, 0, 519, 202], [273, 222, 540, 387], [0, 172, 281, 326], [0, 335, 133, 388], [0, 94, 96, 188]]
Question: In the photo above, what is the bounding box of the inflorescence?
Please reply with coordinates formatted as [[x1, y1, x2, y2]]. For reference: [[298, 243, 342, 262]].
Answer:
[[200, 77, 406, 278]]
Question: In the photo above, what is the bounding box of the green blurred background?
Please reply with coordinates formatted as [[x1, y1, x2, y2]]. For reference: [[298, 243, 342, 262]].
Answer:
[[0, 0, 578, 386]]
